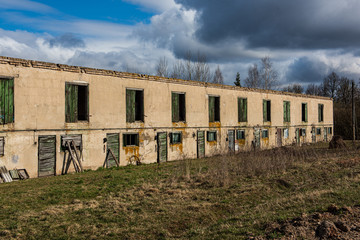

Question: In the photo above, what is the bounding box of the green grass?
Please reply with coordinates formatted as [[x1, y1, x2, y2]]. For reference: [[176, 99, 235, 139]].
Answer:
[[1, 142, 360, 239]]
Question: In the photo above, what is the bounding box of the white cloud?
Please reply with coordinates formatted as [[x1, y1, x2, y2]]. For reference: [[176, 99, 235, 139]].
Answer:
[[124, 0, 178, 12], [0, 0, 56, 13]]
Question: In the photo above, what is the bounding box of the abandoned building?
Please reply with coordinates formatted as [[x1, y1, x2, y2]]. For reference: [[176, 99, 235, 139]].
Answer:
[[0, 56, 333, 178]]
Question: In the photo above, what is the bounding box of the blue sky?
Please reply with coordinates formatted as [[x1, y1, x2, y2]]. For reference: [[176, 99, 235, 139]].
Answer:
[[0, 0, 360, 86]]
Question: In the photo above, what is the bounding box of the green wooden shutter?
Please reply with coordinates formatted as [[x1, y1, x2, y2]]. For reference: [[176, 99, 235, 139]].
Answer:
[[65, 84, 78, 123], [283, 101, 286, 122], [305, 103, 308, 122], [238, 98, 241, 122], [0, 79, 14, 124], [318, 104, 321, 122], [243, 98, 247, 122], [287, 102, 290, 122], [126, 90, 135, 122], [209, 96, 215, 122], [172, 93, 179, 122], [107, 133, 119, 167], [263, 100, 267, 122]]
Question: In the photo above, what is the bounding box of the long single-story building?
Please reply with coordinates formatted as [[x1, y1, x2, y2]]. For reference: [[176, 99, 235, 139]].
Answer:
[[0, 56, 333, 178]]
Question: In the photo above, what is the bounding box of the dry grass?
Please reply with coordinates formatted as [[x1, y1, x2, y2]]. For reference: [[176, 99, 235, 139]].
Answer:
[[1, 142, 360, 239]]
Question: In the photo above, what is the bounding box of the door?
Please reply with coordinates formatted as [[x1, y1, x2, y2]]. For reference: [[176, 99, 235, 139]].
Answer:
[[324, 127, 328, 142], [254, 128, 260, 149], [228, 130, 235, 152], [296, 128, 300, 145], [197, 131, 205, 158], [312, 127, 316, 143], [38, 135, 56, 177], [107, 133, 119, 167], [157, 132, 167, 163], [276, 128, 282, 147]]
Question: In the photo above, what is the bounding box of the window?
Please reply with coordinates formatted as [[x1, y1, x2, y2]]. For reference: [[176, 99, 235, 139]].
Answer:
[[328, 127, 332, 134], [318, 104, 324, 122], [172, 92, 186, 122], [316, 128, 321, 135], [209, 96, 220, 122], [263, 100, 271, 122], [238, 98, 247, 122], [65, 83, 89, 122], [301, 103, 308, 122], [207, 131, 217, 142], [126, 89, 144, 122], [0, 137, 4, 156], [301, 128, 306, 136], [262, 129, 269, 138], [283, 128, 289, 139], [123, 133, 139, 146], [283, 101, 290, 123], [236, 129, 245, 140], [170, 132, 182, 144], [0, 78, 14, 124]]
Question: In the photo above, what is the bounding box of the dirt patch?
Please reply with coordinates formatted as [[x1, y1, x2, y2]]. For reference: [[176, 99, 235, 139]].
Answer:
[[257, 205, 360, 239]]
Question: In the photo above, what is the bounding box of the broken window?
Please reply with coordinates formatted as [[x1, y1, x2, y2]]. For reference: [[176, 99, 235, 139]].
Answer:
[[301, 103, 308, 122], [126, 89, 144, 122], [328, 127, 332, 134], [236, 129, 245, 140], [238, 98, 247, 122], [262, 129, 269, 138], [123, 133, 139, 146], [65, 83, 89, 123], [207, 131, 217, 142], [283, 101, 290, 123], [209, 96, 220, 122], [301, 128, 306, 136], [0, 78, 14, 124], [318, 104, 324, 122], [0, 137, 4, 156], [283, 128, 289, 139], [263, 100, 271, 122], [170, 132, 182, 144], [172, 92, 186, 122], [316, 128, 321, 135]]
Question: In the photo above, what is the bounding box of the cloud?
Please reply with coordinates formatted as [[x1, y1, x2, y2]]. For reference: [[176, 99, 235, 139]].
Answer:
[[46, 33, 85, 48], [0, 0, 56, 13], [176, 0, 360, 50], [286, 57, 329, 84], [124, 0, 178, 12]]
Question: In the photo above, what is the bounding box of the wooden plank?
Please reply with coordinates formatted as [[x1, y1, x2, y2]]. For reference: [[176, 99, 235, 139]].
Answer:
[[38, 135, 56, 177], [197, 131, 205, 158], [106, 133, 119, 167], [157, 132, 167, 163]]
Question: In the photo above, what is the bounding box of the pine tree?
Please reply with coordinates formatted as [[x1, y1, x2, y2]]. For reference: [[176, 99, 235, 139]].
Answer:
[[234, 72, 241, 86]]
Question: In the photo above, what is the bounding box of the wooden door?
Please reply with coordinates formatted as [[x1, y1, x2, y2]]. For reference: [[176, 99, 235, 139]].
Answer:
[[197, 131, 205, 158], [296, 128, 300, 145], [157, 132, 167, 163], [228, 130, 235, 152], [254, 128, 260, 149], [38, 135, 56, 177], [312, 127, 316, 143], [276, 128, 282, 147], [107, 133, 119, 167]]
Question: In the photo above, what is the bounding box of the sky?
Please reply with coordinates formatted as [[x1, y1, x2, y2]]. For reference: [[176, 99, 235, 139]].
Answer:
[[0, 0, 360, 87]]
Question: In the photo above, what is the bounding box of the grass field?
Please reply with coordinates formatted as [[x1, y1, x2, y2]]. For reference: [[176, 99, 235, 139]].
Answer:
[[1, 142, 360, 239]]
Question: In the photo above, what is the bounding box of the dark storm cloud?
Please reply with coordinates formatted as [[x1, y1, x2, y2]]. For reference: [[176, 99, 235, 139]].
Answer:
[[176, 0, 360, 50], [46, 33, 85, 48], [286, 57, 329, 84]]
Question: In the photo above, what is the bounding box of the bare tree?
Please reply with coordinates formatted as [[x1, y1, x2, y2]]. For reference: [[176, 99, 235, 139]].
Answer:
[[212, 65, 224, 84], [244, 64, 260, 88], [156, 57, 169, 77], [323, 71, 339, 98], [282, 84, 304, 94], [260, 56, 278, 90], [171, 59, 185, 79], [305, 83, 322, 96], [337, 77, 352, 104], [194, 52, 212, 82]]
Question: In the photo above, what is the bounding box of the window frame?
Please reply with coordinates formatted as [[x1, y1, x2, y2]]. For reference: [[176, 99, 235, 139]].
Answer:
[[236, 129, 245, 140], [0, 77, 14, 124], [169, 132, 182, 144], [207, 131, 217, 142], [316, 128, 321, 135], [123, 133, 139, 147], [283, 101, 290, 123], [238, 97, 247, 122], [126, 88, 144, 123], [65, 82, 89, 123], [263, 100, 271, 122], [318, 104, 324, 122], [209, 95, 220, 122], [172, 92, 186, 122], [262, 129, 269, 139], [301, 103, 308, 122]]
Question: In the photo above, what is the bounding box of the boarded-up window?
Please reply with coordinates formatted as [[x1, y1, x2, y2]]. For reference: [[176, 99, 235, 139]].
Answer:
[[170, 132, 182, 144], [126, 89, 144, 122], [209, 96, 220, 122], [0, 137, 4, 156], [65, 83, 89, 123], [238, 98, 247, 122], [207, 131, 217, 142], [236, 129, 245, 140], [283, 101, 290, 123], [302, 103, 308, 122], [318, 104, 324, 122], [123, 133, 139, 146], [262, 129, 269, 138], [172, 92, 186, 122], [0, 78, 14, 124], [61, 134, 82, 150], [263, 100, 271, 122]]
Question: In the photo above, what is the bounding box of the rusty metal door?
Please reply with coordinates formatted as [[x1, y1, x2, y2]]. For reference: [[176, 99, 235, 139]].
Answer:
[[197, 131, 205, 158], [312, 127, 316, 143], [276, 128, 282, 147], [38, 135, 56, 177], [228, 130, 235, 152], [107, 133, 119, 167], [157, 132, 167, 163]]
